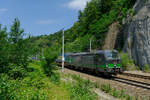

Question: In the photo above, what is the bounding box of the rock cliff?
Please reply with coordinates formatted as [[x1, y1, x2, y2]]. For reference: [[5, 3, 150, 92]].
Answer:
[[103, 22, 120, 50], [123, 0, 150, 68]]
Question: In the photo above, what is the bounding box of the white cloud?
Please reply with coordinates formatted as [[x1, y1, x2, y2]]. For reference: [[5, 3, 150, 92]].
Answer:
[[0, 8, 8, 12], [66, 0, 91, 10], [36, 19, 56, 25]]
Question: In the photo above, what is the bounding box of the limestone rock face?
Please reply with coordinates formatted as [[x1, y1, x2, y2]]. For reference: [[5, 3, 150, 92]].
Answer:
[[134, 0, 150, 19], [103, 22, 120, 50], [123, 0, 150, 68]]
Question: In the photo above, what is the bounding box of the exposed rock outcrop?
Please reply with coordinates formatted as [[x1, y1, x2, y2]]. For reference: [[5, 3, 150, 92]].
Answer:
[[123, 0, 150, 68], [103, 22, 120, 50]]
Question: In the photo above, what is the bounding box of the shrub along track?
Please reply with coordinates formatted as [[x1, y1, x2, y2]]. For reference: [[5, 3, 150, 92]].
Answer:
[[62, 68, 150, 99]]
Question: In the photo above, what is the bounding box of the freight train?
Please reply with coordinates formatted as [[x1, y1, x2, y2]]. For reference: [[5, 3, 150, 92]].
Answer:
[[56, 50, 122, 75]]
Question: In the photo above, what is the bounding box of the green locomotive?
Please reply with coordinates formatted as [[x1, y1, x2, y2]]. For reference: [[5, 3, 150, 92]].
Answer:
[[56, 50, 122, 75]]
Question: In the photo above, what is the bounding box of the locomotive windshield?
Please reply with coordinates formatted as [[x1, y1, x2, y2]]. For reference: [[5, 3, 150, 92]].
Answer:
[[105, 51, 118, 59]]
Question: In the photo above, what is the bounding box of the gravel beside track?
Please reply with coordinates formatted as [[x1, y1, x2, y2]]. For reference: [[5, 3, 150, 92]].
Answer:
[[124, 71, 150, 77], [121, 72, 150, 80], [63, 68, 150, 99]]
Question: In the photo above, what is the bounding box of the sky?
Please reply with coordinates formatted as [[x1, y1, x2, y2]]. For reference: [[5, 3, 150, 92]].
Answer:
[[0, 0, 91, 36]]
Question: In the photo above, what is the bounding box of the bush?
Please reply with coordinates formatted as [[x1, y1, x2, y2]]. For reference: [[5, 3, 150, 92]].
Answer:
[[120, 53, 135, 70], [50, 72, 60, 84], [68, 75, 97, 100], [0, 63, 48, 100], [101, 84, 112, 93], [41, 47, 58, 76], [100, 84, 134, 99], [0, 74, 10, 100], [143, 64, 150, 72], [8, 64, 27, 79]]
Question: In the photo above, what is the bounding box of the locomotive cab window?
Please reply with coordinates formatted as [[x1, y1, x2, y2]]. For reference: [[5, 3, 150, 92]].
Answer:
[[105, 51, 118, 59]]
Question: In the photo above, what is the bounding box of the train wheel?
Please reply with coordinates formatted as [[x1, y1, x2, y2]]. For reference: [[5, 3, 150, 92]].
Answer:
[[103, 73, 113, 78], [95, 70, 102, 76]]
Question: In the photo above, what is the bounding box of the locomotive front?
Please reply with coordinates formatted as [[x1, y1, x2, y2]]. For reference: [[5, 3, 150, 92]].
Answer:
[[104, 50, 122, 74]]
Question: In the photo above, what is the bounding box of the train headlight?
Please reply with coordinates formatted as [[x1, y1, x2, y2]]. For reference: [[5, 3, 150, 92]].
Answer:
[[106, 64, 108, 68]]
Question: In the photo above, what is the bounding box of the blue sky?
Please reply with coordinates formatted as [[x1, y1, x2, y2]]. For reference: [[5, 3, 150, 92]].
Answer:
[[0, 0, 90, 36]]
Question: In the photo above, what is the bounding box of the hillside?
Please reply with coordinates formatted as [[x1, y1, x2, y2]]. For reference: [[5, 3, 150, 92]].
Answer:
[[29, 0, 136, 54]]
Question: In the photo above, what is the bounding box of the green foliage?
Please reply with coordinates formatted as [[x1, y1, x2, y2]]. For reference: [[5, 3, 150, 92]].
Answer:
[[0, 74, 10, 100], [101, 84, 112, 93], [120, 53, 135, 70], [9, 18, 24, 43], [121, 53, 130, 67], [68, 75, 97, 100], [0, 62, 62, 100], [0, 25, 9, 73], [0, 18, 47, 100], [65, 34, 92, 52], [0, 63, 48, 100], [100, 84, 134, 99], [143, 64, 150, 72], [8, 64, 27, 79], [41, 47, 59, 76], [50, 72, 60, 84], [9, 18, 30, 68], [0, 18, 32, 80], [40, 46, 61, 85]]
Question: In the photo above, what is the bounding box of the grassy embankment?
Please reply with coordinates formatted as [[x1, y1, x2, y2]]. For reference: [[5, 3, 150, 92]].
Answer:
[[0, 61, 98, 100], [0, 61, 69, 100], [65, 73, 150, 100]]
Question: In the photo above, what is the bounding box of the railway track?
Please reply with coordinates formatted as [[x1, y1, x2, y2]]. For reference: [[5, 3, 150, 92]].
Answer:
[[113, 72, 150, 91], [112, 72, 150, 90], [64, 67, 150, 90], [113, 75, 150, 90], [121, 72, 150, 80]]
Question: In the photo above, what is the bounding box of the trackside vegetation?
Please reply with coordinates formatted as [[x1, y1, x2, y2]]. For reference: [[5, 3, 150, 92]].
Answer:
[[120, 53, 136, 71], [68, 75, 97, 100], [67, 74, 149, 100], [100, 84, 134, 100], [120, 53, 150, 71], [143, 64, 150, 72], [0, 62, 70, 100], [0, 60, 99, 100]]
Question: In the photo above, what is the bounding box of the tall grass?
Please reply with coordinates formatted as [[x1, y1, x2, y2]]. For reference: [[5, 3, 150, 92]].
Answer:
[[66, 75, 97, 100], [100, 84, 134, 100]]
